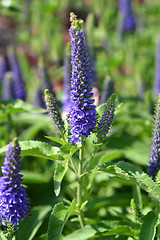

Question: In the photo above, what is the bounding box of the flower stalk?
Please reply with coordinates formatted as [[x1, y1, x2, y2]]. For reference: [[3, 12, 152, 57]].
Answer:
[[77, 140, 85, 228]]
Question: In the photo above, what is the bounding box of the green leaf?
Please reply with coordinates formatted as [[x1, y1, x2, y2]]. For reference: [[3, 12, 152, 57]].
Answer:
[[99, 161, 160, 202], [17, 205, 52, 240], [34, 234, 47, 240], [0, 140, 59, 161], [54, 154, 69, 196], [22, 170, 51, 184], [45, 136, 65, 145], [122, 141, 150, 165], [0, 99, 45, 114], [54, 145, 79, 196], [62, 220, 138, 240], [100, 150, 124, 164], [47, 201, 76, 240], [65, 199, 76, 221], [139, 211, 158, 240]]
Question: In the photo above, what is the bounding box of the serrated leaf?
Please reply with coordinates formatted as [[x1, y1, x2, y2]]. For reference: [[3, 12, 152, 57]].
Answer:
[[0, 141, 59, 161], [54, 155, 69, 196], [47, 201, 75, 240], [139, 211, 158, 240], [45, 136, 65, 145], [16, 205, 52, 240], [62, 220, 138, 240], [99, 161, 160, 202], [54, 145, 79, 196]]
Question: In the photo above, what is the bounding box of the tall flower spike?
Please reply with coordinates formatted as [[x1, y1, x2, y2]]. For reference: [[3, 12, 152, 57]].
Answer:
[[97, 94, 116, 141], [0, 137, 30, 229], [148, 95, 160, 179], [68, 12, 97, 145], [154, 38, 160, 97], [44, 89, 65, 135]]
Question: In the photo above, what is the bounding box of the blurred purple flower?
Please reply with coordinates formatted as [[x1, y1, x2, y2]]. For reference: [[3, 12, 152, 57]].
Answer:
[[63, 45, 71, 112], [68, 13, 97, 145], [0, 56, 8, 82], [3, 72, 16, 100], [34, 87, 46, 108], [154, 39, 160, 97], [99, 78, 115, 105], [118, 0, 136, 36], [7, 50, 26, 101]]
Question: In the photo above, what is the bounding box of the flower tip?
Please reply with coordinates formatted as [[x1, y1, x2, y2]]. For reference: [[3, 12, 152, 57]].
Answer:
[[70, 12, 77, 22], [70, 12, 84, 30], [12, 137, 19, 147], [44, 89, 49, 96]]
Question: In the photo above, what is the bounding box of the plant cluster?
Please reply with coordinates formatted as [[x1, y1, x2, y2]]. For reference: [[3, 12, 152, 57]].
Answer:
[[0, 1, 160, 240]]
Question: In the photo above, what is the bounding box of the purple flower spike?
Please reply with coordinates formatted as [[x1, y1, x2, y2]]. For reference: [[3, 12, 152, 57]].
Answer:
[[0, 138, 30, 229], [44, 89, 65, 135], [7, 50, 26, 101], [119, 0, 136, 36], [97, 94, 116, 141], [148, 95, 160, 179], [68, 12, 97, 145], [154, 39, 160, 97]]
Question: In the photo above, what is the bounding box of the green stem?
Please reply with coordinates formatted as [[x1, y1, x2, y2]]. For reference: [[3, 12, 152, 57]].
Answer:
[[77, 140, 85, 228], [6, 228, 14, 240], [133, 185, 142, 209], [70, 157, 78, 175]]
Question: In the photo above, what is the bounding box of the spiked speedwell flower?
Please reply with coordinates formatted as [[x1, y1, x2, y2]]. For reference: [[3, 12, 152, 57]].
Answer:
[[68, 12, 97, 144], [44, 89, 65, 135], [148, 95, 160, 179], [0, 138, 30, 229], [97, 94, 116, 141]]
